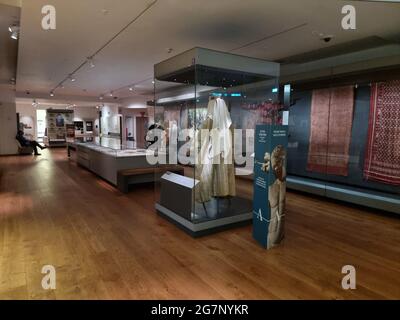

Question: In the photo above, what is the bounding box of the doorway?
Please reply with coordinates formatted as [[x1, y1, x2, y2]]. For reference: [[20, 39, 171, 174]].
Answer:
[[135, 116, 148, 149], [36, 109, 46, 143], [125, 116, 134, 141]]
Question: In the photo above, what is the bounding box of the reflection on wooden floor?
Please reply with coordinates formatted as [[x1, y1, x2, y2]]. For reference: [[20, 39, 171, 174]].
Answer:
[[0, 149, 399, 299]]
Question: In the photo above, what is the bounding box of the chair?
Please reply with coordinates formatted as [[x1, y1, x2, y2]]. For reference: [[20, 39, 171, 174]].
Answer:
[[16, 140, 33, 155]]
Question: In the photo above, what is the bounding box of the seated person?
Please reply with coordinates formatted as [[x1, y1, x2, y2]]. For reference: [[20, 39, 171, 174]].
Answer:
[[16, 130, 47, 155]]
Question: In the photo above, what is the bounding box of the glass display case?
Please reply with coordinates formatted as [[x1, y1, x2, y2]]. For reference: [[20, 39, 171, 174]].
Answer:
[[67, 136, 152, 186], [287, 74, 400, 214], [153, 47, 281, 235], [70, 136, 146, 157]]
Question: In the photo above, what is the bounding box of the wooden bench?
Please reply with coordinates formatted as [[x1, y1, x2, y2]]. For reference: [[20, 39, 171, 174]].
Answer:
[[117, 165, 184, 193]]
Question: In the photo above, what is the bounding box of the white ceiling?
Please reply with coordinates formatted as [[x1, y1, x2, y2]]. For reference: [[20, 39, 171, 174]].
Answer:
[[13, 0, 400, 104]]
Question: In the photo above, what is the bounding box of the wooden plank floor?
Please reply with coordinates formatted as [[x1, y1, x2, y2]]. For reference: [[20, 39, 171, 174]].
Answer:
[[0, 149, 399, 299]]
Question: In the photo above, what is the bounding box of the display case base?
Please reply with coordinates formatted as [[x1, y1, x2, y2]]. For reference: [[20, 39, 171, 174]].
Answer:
[[155, 203, 252, 237], [287, 176, 400, 214]]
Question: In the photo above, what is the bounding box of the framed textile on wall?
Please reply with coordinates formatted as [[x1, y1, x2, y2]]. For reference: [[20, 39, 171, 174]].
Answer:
[[364, 80, 400, 185], [307, 86, 355, 176]]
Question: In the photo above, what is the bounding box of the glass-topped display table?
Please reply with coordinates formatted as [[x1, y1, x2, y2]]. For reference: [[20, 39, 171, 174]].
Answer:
[[67, 137, 153, 185]]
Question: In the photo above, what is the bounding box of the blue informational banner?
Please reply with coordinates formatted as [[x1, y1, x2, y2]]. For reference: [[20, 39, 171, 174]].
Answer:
[[253, 125, 288, 249]]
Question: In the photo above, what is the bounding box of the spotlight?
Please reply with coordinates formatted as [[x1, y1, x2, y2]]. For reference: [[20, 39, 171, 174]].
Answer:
[[109, 92, 113, 97], [32, 99, 38, 107], [87, 57, 95, 68], [99, 95, 104, 100], [50, 91, 55, 97], [152, 80, 155, 84], [129, 87, 134, 91], [69, 75, 76, 82], [9, 24, 20, 40]]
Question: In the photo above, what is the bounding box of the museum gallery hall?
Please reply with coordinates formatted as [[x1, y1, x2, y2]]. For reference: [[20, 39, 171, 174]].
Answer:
[[0, 0, 399, 300]]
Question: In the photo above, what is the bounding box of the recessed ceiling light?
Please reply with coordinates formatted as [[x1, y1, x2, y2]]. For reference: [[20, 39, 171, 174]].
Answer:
[[109, 92, 113, 97], [99, 95, 104, 100], [152, 80, 155, 84], [129, 87, 134, 91], [69, 75, 76, 82]]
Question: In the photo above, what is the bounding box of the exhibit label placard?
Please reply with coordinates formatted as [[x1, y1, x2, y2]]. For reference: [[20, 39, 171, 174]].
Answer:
[[253, 125, 288, 249]]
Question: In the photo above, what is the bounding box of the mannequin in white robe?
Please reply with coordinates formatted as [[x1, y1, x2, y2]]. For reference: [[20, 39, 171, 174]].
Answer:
[[195, 97, 236, 203]]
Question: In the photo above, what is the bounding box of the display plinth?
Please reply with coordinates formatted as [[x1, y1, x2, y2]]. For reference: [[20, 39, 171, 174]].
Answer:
[[156, 172, 252, 237], [253, 125, 288, 249]]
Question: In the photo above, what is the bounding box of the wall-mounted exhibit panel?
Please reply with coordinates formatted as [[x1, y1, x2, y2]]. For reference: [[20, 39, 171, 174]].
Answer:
[[45, 109, 74, 147]]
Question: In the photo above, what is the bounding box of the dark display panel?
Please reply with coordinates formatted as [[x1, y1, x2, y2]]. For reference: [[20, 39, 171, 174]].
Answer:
[[287, 84, 399, 196]]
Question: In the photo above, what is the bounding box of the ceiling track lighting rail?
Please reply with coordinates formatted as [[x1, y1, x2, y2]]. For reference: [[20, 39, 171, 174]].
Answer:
[[230, 23, 308, 52], [49, 0, 158, 97]]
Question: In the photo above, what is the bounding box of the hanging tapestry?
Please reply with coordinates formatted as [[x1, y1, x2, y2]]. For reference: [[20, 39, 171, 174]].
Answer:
[[307, 86, 355, 176], [240, 101, 283, 131], [364, 80, 400, 185]]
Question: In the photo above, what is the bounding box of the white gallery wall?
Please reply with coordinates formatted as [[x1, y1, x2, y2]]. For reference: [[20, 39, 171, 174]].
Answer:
[[0, 87, 18, 155], [0, 102, 18, 155]]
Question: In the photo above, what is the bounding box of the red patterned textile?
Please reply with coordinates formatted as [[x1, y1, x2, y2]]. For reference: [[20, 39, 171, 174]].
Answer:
[[307, 86, 355, 176], [364, 80, 400, 185], [241, 101, 283, 126]]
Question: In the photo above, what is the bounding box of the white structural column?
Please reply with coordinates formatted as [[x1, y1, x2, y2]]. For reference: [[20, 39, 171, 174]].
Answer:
[[0, 87, 18, 155]]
